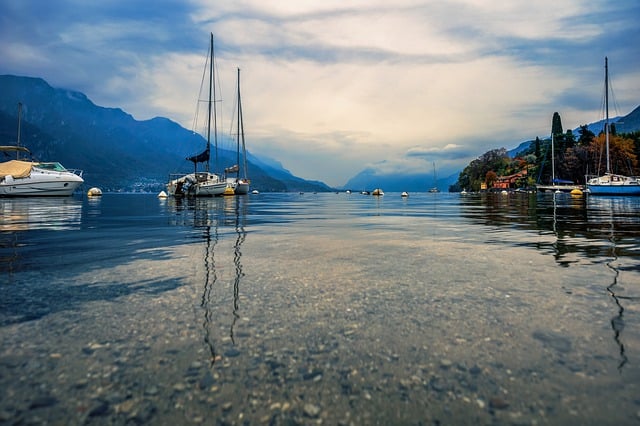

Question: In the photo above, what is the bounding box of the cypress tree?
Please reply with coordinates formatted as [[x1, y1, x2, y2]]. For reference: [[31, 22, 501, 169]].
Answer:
[[552, 112, 563, 136]]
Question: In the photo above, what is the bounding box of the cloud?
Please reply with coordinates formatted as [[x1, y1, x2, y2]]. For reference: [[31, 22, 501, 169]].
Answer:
[[1, 0, 639, 187]]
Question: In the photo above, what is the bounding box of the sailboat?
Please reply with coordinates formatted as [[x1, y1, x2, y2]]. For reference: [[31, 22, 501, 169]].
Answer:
[[585, 57, 640, 195], [428, 162, 440, 193], [167, 33, 227, 197], [1, 102, 84, 197], [224, 68, 250, 195], [536, 133, 583, 193]]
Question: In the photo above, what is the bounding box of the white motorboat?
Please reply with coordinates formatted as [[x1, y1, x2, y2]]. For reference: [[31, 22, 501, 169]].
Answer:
[[0, 147, 84, 196], [1, 104, 84, 197]]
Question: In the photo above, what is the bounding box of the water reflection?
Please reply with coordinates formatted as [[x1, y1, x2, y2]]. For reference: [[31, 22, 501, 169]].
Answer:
[[0, 197, 83, 273], [166, 196, 248, 365], [587, 196, 635, 371], [460, 192, 640, 371], [0, 197, 82, 231], [459, 192, 640, 262]]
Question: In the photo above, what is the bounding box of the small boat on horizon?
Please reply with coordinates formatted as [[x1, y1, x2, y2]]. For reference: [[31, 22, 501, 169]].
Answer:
[[428, 162, 440, 193]]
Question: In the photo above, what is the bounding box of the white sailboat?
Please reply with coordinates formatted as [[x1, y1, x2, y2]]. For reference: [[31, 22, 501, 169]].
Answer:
[[0, 103, 84, 197], [585, 57, 640, 195], [536, 133, 583, 193], [428, 162, 440, 193], [167, 33, 227, 197], [225, 67, 250, 195]]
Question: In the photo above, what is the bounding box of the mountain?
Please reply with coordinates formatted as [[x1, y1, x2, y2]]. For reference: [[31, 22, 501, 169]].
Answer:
[[342, 167, 457, 193], [0, 75, 333, 193]]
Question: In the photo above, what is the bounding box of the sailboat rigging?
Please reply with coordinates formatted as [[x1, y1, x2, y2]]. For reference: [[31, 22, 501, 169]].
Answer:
[[536, 129, 582, 193], [585, 57, 640, 195], [225, 67, 250, 195], [167, 33, 227, 197], [428, 162, 439, 193]]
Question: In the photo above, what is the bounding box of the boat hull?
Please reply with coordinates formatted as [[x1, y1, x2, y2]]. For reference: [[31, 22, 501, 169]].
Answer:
[[586, 184, 640, 195], [586, 174, 640, 196], [225, 178, 249, 195], [194, 182, 228, 196], [0, 171, 83, 197], [167, 172, 227, 197]]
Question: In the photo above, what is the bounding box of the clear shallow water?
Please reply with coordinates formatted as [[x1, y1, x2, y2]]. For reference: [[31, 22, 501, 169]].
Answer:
[[1, 192, 639, 425]]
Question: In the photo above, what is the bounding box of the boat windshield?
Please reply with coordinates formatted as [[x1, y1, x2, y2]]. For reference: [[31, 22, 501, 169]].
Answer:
[[35, 162, 68, 172]]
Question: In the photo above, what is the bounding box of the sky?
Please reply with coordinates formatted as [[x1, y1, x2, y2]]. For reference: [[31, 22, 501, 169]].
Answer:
[[1, 1, 639, 187]]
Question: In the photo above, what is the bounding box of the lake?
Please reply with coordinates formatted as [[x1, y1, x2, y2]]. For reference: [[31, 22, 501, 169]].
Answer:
[[1, 191, 639, 425]]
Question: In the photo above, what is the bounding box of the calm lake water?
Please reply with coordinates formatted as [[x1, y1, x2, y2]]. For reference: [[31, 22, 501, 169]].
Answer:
[[1, 192, 639, 425]]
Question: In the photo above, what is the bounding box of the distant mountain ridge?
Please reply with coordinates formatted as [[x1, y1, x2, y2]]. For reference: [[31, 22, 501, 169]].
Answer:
[[0, 75, 333, 193]]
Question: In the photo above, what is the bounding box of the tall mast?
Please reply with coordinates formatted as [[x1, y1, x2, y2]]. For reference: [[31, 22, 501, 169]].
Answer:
[[212, 33, 218, 175], [236, 67, 241, 178], [605, 56, 610, 175], [16, 102, 22, 160], [206, 33, 214, 173], [551, 133, 555, 185]]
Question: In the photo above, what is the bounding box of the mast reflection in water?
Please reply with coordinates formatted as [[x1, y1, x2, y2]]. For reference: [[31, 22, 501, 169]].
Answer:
[[587, 196, 637, 371], [167, 196, 248, 366], [459, 192, 640, 371]]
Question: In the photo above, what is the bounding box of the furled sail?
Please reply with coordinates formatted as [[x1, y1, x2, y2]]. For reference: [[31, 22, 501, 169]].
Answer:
[[186, 147, 210, 164]]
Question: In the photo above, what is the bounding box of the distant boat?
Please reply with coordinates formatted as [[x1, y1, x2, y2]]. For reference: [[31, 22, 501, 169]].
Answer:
[[0, 103, 84, 197], [536, 133, 583, 193], [372, 188, 384, 196], [167, 33, 227, 197], [428, 162, 440, 193], [225, 67, 250, 195], [586, 57, 640, 195]]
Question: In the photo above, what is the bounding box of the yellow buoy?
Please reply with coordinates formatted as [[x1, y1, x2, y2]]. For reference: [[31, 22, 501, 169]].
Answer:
[[223, 186, 235, 196], [570, 188, 583, 197], [87, 187, 102, 197]]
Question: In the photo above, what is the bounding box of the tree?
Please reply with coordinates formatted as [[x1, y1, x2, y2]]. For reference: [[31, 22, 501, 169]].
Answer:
[[485, 170, 498, 187], [552, 112, 563, 136], [456, 148, 509, 191], [587, 133, 639, 176], [577, 125, 595, 146]]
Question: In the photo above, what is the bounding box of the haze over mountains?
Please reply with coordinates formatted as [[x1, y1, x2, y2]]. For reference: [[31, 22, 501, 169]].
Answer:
[[1, 74, 638, 193]]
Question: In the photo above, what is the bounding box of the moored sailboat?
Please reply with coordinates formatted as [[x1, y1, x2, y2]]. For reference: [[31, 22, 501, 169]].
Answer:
[[536, 133, 583, 193], [585, 57, 640, 195], [225, 67, 250, 195], [428, 162, 440, 193], [167, 33, 227, 197]]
